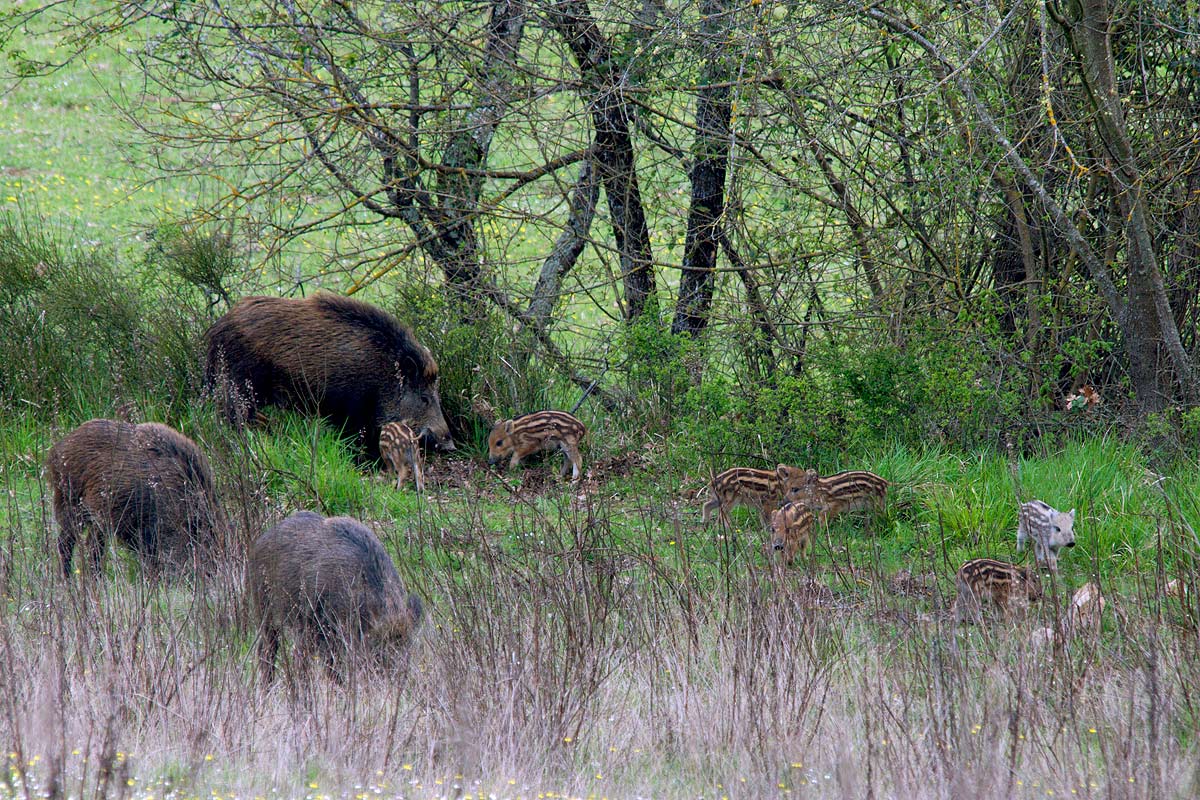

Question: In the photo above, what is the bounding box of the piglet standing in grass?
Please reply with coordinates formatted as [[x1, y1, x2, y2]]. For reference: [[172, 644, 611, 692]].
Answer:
[[701, 465, 808, 528], [766, 501, 816, 566], [953, 558, 1043, 625], [379, 421, 424, 492], [794, 468, 889, 525], [487, 410, 586, 481], [1016, 500, 1076, 571]]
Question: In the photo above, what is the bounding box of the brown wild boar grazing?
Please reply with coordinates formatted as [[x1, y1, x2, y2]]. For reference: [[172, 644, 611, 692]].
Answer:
[[204, 292, 454, 459], [248, 511, 424, 682], [47, 419, 225, 577], [701, 465, 807, 528], [767, 502, 816, 566], [487, 410, 586, 481], [379, 422, 424, 492], [796, 469, 889, 524], [953, 558, 1043, 624]]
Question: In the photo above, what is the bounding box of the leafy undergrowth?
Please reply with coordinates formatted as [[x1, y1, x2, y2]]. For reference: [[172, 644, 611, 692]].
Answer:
[[2, 410, 1199, 799]]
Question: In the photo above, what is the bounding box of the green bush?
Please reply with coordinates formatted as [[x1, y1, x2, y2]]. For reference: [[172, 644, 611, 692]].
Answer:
[[618, 301, 694, 428], [0, 208, 216, 421]]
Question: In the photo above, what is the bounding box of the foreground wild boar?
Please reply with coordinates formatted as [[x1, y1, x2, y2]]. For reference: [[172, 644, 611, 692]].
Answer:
[[204, 292, 454, 458], [248, 511, 424, 681], [47, 419, 225, 577]]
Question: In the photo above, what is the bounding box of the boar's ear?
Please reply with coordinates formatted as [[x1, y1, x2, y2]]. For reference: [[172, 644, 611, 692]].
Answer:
[[776, 464, 791, 480], [1068, 508, 1076, 521], [503, 420, 514, 435]]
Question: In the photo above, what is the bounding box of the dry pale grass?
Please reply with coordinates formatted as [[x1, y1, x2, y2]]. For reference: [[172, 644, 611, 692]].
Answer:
[[3, 478, 1199, 800]]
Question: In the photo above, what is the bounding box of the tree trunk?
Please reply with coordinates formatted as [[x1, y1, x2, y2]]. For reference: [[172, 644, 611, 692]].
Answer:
[[529, 160, 601, 328], [430, 0, 527, 307], [546, 0, 655, 321], [1067, 0, 1197, 408], [672, 0, 732, 338]]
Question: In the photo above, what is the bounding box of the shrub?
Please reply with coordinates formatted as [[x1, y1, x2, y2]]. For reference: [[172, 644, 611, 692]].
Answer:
[[618, 302, 693, 429], [0, 208, 212, 420]]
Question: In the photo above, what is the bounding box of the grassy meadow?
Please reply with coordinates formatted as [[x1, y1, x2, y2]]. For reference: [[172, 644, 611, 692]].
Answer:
[[4, 6, 1200, 800]]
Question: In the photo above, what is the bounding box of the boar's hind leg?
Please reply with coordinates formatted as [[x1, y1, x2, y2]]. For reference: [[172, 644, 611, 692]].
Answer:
[[55, 499, 86, 578], [257, 624, 280, 685]]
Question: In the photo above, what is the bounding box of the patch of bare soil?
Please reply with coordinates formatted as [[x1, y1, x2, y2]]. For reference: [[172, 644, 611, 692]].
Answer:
[[886, 568, 938, 599], [426, 457, 486, 492], [588, 443, 654, 482]]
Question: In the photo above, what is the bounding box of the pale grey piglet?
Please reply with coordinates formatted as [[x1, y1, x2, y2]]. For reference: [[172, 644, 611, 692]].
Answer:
[[1016, 500, 1076, 571]]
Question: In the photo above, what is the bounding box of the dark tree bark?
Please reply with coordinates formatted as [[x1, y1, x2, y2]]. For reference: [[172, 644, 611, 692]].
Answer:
[[545, 0, 655, 321], [672, 0, 733, 337], [1063, 0, 1197, 408], [427, 0, 526, 304]]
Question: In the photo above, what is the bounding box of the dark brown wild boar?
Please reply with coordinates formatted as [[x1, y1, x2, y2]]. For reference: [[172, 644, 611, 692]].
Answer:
[[204, 292, 454, 459], [47, 419, 226, 577], [248, 511, 424, 682]]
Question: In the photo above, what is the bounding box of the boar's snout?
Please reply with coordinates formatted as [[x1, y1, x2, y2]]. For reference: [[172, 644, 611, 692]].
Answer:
[[418, 425, 455, 451], [1066, 540, 1076, 548]]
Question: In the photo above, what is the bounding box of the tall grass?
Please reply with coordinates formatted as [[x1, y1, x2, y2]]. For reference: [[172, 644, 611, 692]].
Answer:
[[4, 209, 1200, 798], [3, 449, 1199, 798]]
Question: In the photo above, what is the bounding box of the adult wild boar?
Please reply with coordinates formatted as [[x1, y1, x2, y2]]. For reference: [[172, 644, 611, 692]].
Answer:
[[204, 292, 454, 458], [248, 511, 424, 681], [47, 419, 226, 577]]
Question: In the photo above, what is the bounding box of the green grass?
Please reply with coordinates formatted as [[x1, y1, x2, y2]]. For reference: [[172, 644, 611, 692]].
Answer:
[[5, 398, 1194, 592], [4, 389, 1200, 797], [1, 14, 196, 246]]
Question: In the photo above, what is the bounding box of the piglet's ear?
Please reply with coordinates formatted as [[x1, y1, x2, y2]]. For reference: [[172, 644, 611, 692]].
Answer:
[[776, 465, 791, 480], [504, 420, 514, 435], [1068, 508, 1076, 520]]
